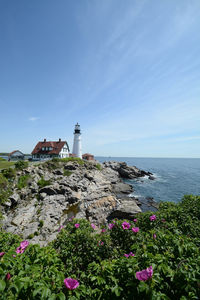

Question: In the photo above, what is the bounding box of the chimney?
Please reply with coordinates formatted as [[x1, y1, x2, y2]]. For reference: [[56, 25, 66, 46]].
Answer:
[[44, 139, 46, 142], [59, 138, 61, 142]]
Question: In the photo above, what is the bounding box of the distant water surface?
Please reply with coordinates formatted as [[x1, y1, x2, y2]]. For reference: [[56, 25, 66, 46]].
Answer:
[[96, 157, 200, 203]]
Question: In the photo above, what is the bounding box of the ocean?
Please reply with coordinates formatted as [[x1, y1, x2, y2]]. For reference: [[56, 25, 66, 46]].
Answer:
[[96, 157, 200, 204]]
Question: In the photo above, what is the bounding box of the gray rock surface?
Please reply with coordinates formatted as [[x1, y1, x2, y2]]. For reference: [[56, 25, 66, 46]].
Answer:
[[1, 160, 156, 245]]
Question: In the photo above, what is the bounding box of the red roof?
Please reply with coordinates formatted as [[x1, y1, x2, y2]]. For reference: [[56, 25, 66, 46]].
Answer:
[[31, 140, 69, 155], [9, 150, 24, 156]]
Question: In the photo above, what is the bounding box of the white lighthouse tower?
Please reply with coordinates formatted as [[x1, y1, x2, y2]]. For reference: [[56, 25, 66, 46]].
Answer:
[[72, 123, 82, 158]]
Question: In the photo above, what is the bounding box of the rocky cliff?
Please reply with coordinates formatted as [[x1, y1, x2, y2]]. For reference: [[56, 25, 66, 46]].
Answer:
[[1, 159, 156, 245]]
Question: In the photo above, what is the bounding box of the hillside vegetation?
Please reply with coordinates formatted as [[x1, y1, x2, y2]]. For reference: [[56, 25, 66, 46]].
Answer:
[[0, 195, 200, 299]]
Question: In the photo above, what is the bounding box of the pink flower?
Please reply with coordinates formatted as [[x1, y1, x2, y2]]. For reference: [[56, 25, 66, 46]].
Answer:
[[16, 247, 24, 254], [124, 252, 135, 258], [136, 266, 153, 281], [98, 240, 104, 246], [91, 223, 96, 229], [153, 233, 157, 239], [58, 225, 64, 232], [6, 273, 11, 280], [0, 252, 5, 257], [16, 240, 29, 254], [133, 218, 138, 222], [161, 218, 166, 223], [20, 240, 29, 249], [132, 227, 139, 233], [108, 223, 114, 230], [122, 222, 130, 230], [75, 223, 80, 228], [101, 228, 106, 233], [64, 278, 79, 290], [149, 215, 156, 221]]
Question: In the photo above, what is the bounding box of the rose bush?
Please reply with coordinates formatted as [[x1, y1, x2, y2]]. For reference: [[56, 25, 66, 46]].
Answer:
[[0, 195, 199, 299]]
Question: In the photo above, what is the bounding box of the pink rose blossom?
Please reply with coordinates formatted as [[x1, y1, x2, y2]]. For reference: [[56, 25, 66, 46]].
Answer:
[[75, 223, 80, 228], [101, 228, 106, 233], [149, 215, 156, 221], [20, 240, 29, 249], [136, 266, 153, 281], [91, 223, 96, 229], [132, 227, 139, 233], [122, 222, 130, 230], [64, 278, 79, 290], [108, 223, 114, 230], [0, 252, 5, 257], [133, 218, 138, 222], [6, 273, 11, 280], [124, 254, 129, 258], [153, 233, 157, 239], [16, 240, 29, 254]]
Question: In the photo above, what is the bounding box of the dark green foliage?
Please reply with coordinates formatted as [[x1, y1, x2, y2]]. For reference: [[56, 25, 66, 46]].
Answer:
[[39, 220, 44, 228], [1, 168, 16, 180], [37, 176, 51, 188], [17, 175, 30, 190], [15, 160, 28, 170]]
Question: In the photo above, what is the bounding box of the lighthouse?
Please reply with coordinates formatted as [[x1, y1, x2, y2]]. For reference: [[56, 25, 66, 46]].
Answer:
[[72, 123, 82, 158]]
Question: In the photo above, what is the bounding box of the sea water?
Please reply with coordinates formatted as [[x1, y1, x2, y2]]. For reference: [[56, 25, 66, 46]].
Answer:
[[96, 157, 200, 203]]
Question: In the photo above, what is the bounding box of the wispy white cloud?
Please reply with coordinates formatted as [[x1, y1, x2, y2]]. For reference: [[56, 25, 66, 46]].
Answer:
[[28, 117, 39, 122]]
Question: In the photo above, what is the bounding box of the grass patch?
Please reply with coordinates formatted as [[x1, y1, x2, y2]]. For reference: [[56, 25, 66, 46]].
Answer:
[[59, 157, 85, 165], [37, 176, 51, 188], [63, 170, 73, 176], [17, 174, 30, 190], [95, 163, 102, 170], [0, 161, 15, 170]]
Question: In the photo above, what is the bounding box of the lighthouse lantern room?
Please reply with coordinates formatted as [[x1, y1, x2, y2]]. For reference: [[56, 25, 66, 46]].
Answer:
[[72, 123, 82, 158]]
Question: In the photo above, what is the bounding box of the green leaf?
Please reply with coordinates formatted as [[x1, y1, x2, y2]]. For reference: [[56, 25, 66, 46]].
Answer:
[[0, 280, 6, 292], [57, 292, 66, 300], [41, 287, 51, 299]]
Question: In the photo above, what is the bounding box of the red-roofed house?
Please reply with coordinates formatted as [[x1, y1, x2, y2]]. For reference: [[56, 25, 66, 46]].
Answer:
[[31, 139, 70, 160], [8, 150, 24, 161]]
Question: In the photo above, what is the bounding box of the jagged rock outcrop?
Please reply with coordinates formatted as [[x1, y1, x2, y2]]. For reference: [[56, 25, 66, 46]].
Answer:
[[103, 161, 153, 179], [1, 160, 156, 245]]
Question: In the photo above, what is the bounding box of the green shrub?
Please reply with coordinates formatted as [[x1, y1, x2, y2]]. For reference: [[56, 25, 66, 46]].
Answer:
[[95, 163, 102, 170], [15, 160, 28, 170], [0, 173, 11, 205], [60, 157, 85, 165], [37, 176, 51, 188], [1, 168, 16, 180], [0, 196, 200, 299], [39, 220, 44, 228], [17, 175, 30, 190]]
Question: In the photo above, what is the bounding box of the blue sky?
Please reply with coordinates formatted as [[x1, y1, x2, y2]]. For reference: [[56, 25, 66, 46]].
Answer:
[[0, 0, 200, 157]]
